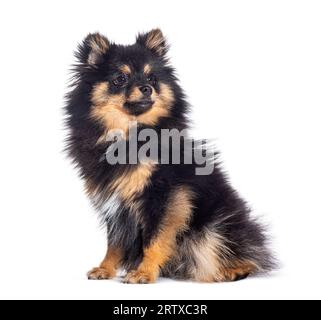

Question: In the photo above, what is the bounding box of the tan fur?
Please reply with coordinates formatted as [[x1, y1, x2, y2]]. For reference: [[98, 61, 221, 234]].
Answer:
[[91, 81, 110, 106], [128, 86, 144, 102], [89, 34, 109, 55], [110, 162, 155, 203], [91, 82, 134, 138], [120, 64, 131, 75], [218, 261, 257, 282], [124, 186, 194, 284], [88, 34, 109, 65], [91, 82, 174, 141], [137, 83, 174, 125], [188, 230, 232, 282], [144, 64, 152, 75], [87, 246, 122, 280], [187, 230, 257, 282], [145, 29, 165, 56]]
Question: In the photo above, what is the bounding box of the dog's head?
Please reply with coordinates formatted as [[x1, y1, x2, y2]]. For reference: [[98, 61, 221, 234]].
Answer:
[[70, 29, 186, 136]]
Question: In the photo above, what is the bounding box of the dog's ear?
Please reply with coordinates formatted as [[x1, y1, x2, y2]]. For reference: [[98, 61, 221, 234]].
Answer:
[[77, 33, 110, 67], [136, 29, 167, 57]]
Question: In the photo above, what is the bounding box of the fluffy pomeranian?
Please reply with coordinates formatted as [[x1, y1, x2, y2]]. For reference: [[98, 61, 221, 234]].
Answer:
[[65, 29, 274, 283]]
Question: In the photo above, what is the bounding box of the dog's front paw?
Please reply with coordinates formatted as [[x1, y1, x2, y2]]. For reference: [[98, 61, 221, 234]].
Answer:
[[87, 267, 116, 280], [123, 269, 158, 284]]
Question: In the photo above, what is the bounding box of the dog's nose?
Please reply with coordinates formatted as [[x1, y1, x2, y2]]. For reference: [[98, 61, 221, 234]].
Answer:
[[139, 85, 152, 97]]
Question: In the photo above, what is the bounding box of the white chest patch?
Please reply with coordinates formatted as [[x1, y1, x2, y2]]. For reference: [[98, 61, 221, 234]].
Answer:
[[91, 192, 122, 224]]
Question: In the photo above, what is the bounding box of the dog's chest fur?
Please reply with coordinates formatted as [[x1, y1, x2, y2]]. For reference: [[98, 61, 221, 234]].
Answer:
[[85, 163, 155, 268]]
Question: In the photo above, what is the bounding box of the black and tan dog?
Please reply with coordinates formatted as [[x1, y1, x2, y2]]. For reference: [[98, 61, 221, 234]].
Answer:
[[65, 29, 274, 283]]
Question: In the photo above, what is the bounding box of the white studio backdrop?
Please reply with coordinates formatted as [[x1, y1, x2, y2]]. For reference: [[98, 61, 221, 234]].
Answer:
[[0, 0, 320, 299]]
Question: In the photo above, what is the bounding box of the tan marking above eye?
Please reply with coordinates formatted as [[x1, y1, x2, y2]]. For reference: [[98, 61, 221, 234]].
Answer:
[[144, 64, 152, 75], [119, 65, 131, 74]]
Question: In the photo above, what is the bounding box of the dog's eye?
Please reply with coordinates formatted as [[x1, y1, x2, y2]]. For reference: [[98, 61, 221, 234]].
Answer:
[[147, 74, 157, 86], [112, 74, 128, 87]]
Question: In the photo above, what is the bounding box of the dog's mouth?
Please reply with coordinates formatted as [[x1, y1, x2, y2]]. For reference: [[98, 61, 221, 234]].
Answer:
[[124, 99, 154, 116]]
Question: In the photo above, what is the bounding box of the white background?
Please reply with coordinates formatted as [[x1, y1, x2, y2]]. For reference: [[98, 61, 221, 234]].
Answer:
[[0, 0, 320, 300]]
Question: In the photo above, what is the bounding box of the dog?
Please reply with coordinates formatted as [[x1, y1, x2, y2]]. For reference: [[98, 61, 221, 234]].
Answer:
[[65, 29, 274, 283]]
